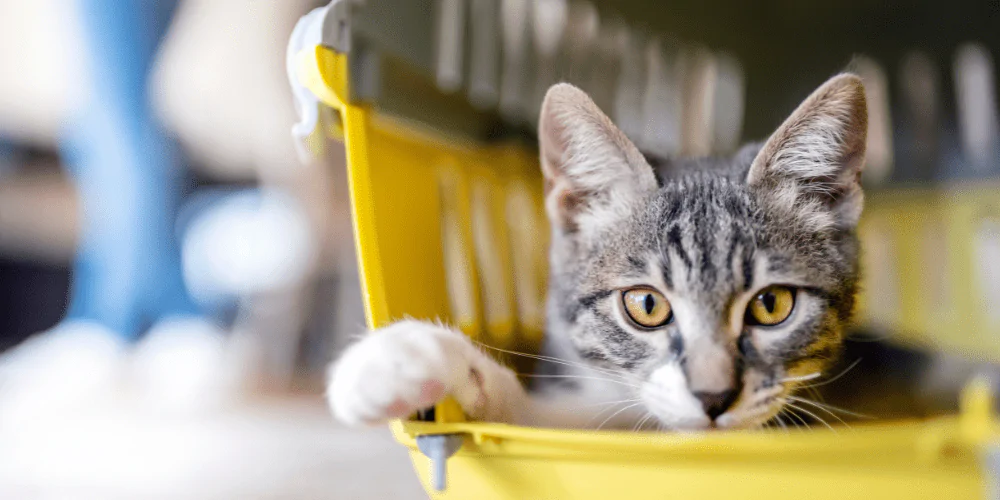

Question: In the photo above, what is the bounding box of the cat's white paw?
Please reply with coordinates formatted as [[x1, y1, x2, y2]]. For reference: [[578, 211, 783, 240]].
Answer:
[[327, 320, 523, 426]]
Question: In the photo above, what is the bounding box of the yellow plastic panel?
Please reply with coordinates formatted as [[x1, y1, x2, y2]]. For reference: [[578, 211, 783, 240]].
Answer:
[[941, 182, 1000, 361], [859, 183, 1000, 362], [858, 188, 943, 337]]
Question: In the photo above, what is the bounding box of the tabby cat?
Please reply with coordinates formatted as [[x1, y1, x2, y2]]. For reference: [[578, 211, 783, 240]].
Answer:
[[328, 73, 868, 430]]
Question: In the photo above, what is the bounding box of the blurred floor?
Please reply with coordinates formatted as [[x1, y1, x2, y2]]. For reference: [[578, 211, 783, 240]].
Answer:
[[0, 397, 427, 500]]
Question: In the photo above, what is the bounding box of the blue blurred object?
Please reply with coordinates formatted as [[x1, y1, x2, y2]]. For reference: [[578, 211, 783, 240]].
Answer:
[[60, 0, 201, 340]]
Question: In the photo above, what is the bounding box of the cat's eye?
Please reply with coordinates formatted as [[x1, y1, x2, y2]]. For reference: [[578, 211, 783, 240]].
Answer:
[[622, 288, 673, 328], [746, 286, 796, 326]]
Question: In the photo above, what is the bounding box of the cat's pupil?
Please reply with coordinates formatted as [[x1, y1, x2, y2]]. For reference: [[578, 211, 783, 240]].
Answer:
[[762, 292, 776, 313], [643, 294, 654, 314]]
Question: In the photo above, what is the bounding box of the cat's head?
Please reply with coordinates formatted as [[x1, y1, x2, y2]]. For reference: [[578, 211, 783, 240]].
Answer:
[[539, 74, 867, 429]]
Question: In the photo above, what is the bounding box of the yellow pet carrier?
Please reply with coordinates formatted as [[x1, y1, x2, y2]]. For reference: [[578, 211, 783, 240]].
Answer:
[[288, 1, 1000, 498]]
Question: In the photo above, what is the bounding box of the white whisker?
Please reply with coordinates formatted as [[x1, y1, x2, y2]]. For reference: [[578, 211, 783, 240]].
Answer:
[[632, 411, 654, 432], [472, 341, 628, 380], [806, 385, 824, 404], [573, 398, 642, 410], [788, 395, 873, 420], [783, 400, 836, 432], [586, 400, 639, 427], [798, 358, 863, 390], [596, 402, 644, 431], [781, 407, 808, 430], [780, 372, 822, 383], [518, 373, 640, 389], [773, 414, 789, 433], [787, 396, 851, 428]]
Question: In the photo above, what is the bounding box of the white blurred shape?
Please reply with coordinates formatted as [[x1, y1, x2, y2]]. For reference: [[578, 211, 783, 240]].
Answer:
[[975, 218, 1000, 322], [498, 0, 531, 121], [0, 0, 84, 145], [530, 0, 568, 122], [470, 180, 515, 337], [532, 0, 568, 60], [854, 56, 894, 184], [613, 29, 646, 144], [899, 51, 941, 174], [505, 183, 545, 333], [182, 190, 316, 304], [0, 321, 125, 427], [901, 52, 940, 123], [468, 0, 501, 109], [859, 221, 899, 325], [564, 0, 599, 92], [438, 171, 478, 332], [640, 38, 681, 157], [435, 0, 466, 92], [132, 316, 245, 416], [586, 15, 626, 114], [153, 0, 313, 180], [680, 46, 716, 157], [712, 53, 744, 154], [954, 43, 1000, 169]]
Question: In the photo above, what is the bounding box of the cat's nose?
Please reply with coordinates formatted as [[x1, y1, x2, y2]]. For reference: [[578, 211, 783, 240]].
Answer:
[[694, 389, 738, 420]]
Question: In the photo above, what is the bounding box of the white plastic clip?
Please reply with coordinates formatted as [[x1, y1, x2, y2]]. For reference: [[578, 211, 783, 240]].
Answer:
[[286, 0, 352, 163]]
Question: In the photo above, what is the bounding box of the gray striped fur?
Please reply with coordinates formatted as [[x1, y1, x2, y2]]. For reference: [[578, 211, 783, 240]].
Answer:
[[537, 74, 867, 429]]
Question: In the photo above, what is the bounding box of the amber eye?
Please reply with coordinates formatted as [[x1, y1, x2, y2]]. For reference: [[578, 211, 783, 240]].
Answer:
[[622, 288, 673, 328], [746, 286, 796, 326]]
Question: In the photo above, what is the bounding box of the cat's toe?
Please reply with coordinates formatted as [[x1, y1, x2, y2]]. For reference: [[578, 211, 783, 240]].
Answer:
[[326, 323, 456, 425], [328, 363, 448, 425], [328, 367, 448, 425]]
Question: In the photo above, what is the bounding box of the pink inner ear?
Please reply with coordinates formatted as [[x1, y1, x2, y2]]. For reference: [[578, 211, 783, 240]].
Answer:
[[548, 183, 585, 233]]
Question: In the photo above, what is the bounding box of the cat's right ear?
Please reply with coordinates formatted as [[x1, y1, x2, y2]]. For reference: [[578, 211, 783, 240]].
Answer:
[[539, 83, 658, 233], [747, 74, 868, 230]]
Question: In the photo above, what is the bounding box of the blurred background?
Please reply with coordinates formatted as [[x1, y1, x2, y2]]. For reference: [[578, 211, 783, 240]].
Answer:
[[1, 0, 999, 498], [0, 0, 423, 498]]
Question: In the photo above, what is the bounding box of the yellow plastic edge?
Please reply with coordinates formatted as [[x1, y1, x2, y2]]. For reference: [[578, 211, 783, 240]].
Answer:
[[298, 45, 388, 327]]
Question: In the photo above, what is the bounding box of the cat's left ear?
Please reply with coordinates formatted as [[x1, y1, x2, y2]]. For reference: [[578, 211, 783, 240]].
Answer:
[[539, 83, 658, 233], [748, 73, 868, 229]]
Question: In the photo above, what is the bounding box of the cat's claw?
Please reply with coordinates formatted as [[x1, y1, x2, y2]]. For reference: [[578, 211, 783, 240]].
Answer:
[[327, 320, 523, 426]]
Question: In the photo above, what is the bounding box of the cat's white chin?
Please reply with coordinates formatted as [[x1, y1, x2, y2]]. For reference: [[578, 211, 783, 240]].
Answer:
[[641, 363, 712, 431]]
